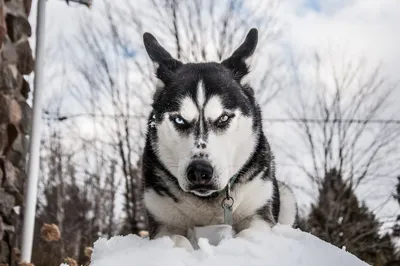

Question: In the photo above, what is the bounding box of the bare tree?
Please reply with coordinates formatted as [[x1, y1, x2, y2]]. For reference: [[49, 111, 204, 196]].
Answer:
[[31, 91, 120, 265], [278, 51, 400, 207]]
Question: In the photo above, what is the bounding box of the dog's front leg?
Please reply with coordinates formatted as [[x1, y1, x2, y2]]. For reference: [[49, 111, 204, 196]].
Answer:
[[155, 226, 194, 252], [235, 217, 273, 240]]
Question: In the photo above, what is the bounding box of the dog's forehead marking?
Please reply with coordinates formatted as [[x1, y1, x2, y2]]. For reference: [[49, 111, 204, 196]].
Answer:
[[196, 79, 206, 108], [204, 96, 224, 120], [179, 97, 198, 121], [196, 79, 206, 139]]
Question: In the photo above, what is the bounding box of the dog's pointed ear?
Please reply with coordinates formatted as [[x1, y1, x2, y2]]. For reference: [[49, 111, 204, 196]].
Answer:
[[143, 32, 182, 84], [221, 28, 258, 81]]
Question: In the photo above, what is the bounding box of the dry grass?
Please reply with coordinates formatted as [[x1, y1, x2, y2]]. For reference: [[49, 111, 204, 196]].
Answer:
[[84, 247, 93, 258], [139, 230, 149, 238], [40, 224, 61, 242], [18, 262, 34, 266], [63, 257, 78, 266]]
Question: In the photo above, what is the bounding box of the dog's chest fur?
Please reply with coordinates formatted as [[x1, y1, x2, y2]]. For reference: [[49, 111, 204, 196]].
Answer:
[[144, 173, 273, 233]]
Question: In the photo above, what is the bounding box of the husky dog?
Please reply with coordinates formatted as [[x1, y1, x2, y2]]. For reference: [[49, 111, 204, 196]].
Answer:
[[141, 28, 297, 250]]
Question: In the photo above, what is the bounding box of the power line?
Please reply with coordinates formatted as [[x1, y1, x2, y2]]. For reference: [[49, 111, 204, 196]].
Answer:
[[43, 112, 400, 125], [43, 111, 146, 121], [263, 118, 400, 125]]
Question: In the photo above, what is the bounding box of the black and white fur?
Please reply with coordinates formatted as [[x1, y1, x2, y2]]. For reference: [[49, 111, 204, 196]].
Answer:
[[141, 29, 297, 250]]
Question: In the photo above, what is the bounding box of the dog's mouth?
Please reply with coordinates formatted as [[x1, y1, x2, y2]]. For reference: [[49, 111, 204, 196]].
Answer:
[[189, 185, 219, 197]]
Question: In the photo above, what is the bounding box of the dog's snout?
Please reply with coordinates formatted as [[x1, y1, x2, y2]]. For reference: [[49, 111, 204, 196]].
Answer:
[[187, 160, 213, 185]]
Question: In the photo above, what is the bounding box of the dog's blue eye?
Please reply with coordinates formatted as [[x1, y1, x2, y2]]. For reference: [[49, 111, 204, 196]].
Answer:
[[174, 116, 186, 125], [170, 115, 191, 129]]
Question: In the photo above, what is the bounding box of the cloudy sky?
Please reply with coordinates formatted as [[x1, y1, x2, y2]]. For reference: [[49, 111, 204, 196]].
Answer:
[[28, 0, 400, 227], [30, 0, 400, 72], [284, 0, 399, 80], [29, 0, 400, 109]]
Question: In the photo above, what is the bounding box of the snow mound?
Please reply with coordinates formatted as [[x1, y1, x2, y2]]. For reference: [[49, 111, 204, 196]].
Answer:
[[88, 225, 367, 266]]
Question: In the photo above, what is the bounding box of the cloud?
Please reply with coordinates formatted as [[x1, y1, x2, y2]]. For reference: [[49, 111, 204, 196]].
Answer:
[[280, 0, 400, 80]]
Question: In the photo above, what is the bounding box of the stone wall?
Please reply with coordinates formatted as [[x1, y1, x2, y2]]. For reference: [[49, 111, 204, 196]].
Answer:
[[0, 0, 33, 265]]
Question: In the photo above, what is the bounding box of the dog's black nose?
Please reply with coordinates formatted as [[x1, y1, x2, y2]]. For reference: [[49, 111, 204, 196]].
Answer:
[[187, 160, 213, 185]]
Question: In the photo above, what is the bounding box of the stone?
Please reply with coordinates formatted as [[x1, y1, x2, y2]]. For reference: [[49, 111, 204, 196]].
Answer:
[[0, 160, 3, 182], [6, 132, 26, 170], [9, 99, 22, 125], [0, 38, 18, 65], [1, 159, 22, 198], [0, 94, 10, 124], [18, 101, 30, 135], [10, 133, 24, 155], [0, 221, 13, 234], [0, 216, 3, 241], [6, 148, 22, 172], [8, 65, 23, 92], [0, 97, 20, 151], [0, 1, 6, 48], [15, 40, 33, 75], [3, 124, 18, 155], [4, 0, 28, 17], [5, 14, 31, 42], [0, 190, 15, 222], [0, 240, 10, 264], [24, 0, 32, 16], [0, 124, 7, 154], [0, 66, 21, 95], [20, 78, 29, 99]]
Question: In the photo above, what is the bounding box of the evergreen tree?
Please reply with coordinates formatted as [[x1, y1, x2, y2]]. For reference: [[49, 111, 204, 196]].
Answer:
[[306, 169, 397, 265], [393, 176, 400, 238], [390, 176, 400, 264]]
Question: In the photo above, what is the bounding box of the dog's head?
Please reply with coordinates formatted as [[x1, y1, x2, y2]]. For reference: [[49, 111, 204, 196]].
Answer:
[[144, 29, 260, 197]]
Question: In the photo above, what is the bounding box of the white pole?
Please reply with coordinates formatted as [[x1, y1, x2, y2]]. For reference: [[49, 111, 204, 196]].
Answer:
[[21, 0, 47, 262]]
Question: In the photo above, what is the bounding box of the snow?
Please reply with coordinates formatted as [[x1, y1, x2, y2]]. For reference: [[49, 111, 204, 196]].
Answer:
[[85, 225, 368, 266]]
